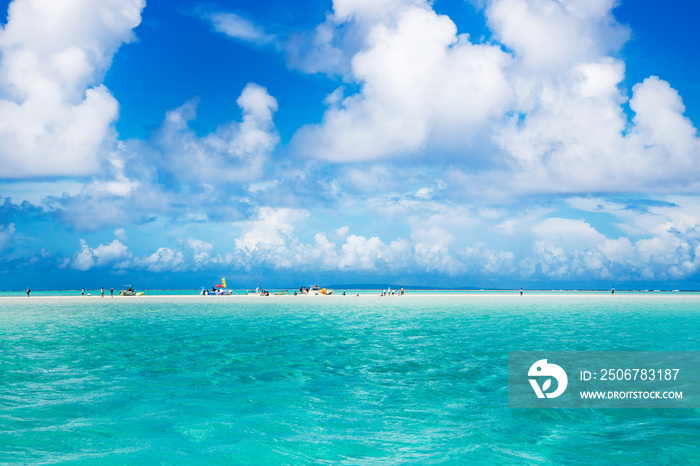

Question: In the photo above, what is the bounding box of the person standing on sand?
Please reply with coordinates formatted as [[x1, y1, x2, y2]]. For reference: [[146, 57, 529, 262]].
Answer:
[[26, 287, 31, 297], [612, 287, 615, 294], [520, 288, 523, 295], [82, 288, 85, 296], [101, 287, 104, 297], [111, 288, 114, 297]]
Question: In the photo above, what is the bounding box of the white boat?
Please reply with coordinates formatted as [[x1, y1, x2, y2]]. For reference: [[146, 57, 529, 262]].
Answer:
[[304, 285, 333, 295], [120, 286, 143, 296]]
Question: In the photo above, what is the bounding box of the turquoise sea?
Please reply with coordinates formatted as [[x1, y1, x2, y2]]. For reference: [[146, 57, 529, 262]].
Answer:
[[1, 292, 698, 464]]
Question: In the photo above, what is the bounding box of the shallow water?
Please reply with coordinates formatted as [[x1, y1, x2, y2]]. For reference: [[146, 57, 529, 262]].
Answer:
[[1, 294, 698, 463]]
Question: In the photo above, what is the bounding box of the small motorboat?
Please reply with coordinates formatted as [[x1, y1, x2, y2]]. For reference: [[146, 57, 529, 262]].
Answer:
[[304, 286, 333, 295], [120, 286, 144, 296]]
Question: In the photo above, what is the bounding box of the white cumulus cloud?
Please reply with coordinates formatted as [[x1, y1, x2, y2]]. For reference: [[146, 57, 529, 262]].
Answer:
[[157, 83, 279, 185], [70, 238, 131, 271], [293, 0, 511, 162], [234, 206, 308, 253], [291, 0, 700, 195], [187, 238, 215, 267], [138, 247, 185, 272], [0, 0, 145, 178]]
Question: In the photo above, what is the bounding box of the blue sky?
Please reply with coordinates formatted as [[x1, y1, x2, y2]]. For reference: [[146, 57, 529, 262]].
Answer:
[[1, 0, 700, 290]]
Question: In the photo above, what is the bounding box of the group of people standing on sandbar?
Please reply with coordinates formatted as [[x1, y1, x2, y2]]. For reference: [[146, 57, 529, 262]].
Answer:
[[381, 287, 404, 296], [81, 287, 114, 297], [24, 287, 115, 297]]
